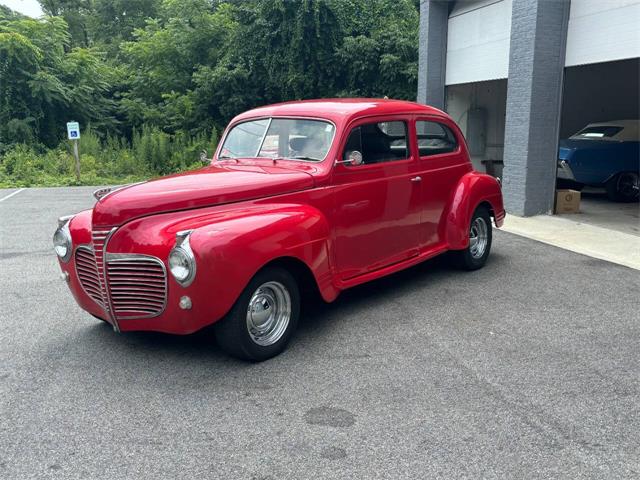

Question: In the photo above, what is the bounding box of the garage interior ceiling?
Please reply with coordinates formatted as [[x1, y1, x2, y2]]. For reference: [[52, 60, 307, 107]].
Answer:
[[565, 0, 640, 67], [560, 58, 640, 139], [445, 0, 512, 86]]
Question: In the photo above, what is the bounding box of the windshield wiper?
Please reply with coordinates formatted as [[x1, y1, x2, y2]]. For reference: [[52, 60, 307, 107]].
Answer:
[[288, 155, 322, 161]]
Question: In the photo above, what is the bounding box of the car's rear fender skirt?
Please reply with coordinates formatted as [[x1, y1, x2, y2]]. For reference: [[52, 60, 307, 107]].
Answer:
[[442, 172, 505, 250]]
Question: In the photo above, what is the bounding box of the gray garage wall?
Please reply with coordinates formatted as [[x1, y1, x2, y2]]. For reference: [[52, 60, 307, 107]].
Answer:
[[560, 58, 640, 139]]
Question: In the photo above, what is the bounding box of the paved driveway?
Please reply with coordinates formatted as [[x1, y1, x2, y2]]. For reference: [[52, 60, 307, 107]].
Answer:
[[1, 187, 638, 479]]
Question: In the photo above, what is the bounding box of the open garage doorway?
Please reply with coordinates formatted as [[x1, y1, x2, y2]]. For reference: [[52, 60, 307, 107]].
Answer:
[[557, 58, 639, 235], [445, 79, 507, 179]]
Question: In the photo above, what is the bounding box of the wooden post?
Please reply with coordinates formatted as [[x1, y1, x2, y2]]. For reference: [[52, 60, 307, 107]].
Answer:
[[72, 139, 80, 182]]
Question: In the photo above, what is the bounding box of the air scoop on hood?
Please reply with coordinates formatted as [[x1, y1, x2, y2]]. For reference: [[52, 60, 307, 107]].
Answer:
[[92, 163, 314, 226]]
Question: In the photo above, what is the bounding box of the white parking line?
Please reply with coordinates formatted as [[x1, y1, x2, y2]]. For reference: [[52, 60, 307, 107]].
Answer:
[[0, 188, 26, 203]]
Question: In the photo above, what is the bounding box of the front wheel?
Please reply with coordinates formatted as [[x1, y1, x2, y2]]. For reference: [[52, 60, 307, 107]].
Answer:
[[451, 205, 493, 270], [606, 172, 639, 202], [214, 267, 300, 361]]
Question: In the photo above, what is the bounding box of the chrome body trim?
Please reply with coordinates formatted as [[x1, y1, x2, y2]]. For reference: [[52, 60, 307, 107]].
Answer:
[[101, 227, 120, 332], [93, 187, 113, 201], [94, 182, 145, 202], [255, 117, 273, 157], [57, 214, 75, 228]]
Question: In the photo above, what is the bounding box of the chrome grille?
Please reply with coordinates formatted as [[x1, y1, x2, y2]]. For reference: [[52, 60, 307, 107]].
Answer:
[[106, 254, 167, 319], [91, 229, 112, 308], [74, 247, 104, 307]]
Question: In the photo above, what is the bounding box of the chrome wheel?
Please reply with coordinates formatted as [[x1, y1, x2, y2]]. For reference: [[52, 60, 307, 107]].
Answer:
[[246, 281, 291, 346], [469, 217, 488, 259]]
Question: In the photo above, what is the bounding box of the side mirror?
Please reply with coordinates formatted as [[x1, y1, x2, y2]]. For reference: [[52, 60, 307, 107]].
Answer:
[[335, 150, 364, 166], [200, 149, 209, 163]]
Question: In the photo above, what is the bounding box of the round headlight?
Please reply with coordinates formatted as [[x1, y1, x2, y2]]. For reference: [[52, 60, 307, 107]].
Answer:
[[169, 248, 191, 282], [53, 226, 72, 262], [168, 230, 197, 287]]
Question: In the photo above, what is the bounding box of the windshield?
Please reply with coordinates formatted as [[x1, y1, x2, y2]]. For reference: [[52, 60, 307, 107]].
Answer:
[[219, 118, 335, 161], [571, 125, 623, 140]]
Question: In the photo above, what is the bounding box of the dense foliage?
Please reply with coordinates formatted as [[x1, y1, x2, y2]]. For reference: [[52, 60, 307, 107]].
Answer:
[[0, 0, 419, 186]]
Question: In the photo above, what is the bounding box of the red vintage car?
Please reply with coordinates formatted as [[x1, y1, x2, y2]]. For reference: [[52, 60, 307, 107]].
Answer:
[[53, 99, 505, 361]]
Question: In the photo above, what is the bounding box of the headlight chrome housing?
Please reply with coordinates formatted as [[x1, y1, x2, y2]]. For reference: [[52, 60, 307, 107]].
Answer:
[[168, 230, 196, 287], [53, 215, 74, 262]]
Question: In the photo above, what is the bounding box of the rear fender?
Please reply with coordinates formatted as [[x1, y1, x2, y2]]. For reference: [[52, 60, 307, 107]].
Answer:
[[443, 172, 505, 250]]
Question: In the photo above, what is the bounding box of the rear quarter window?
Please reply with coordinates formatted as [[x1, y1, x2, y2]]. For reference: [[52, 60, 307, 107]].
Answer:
[[416, 121, 458, 156]]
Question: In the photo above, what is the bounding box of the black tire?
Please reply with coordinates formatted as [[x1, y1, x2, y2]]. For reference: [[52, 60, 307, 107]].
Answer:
[[605, 172, 639, 202], [451, 205, 493, 271], [214, 266, 300, 361]]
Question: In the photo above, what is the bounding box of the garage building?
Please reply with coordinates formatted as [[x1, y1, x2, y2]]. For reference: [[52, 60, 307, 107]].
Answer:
[[417, 0, 640, 216]]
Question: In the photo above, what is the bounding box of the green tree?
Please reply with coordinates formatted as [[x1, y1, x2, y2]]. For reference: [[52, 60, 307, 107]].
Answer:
[[1, 0, 421, 186], [193, 0, 341, 126], [119, 0, 234, 133], [0, 13, 116, 149], [332, 0, 419, 99]]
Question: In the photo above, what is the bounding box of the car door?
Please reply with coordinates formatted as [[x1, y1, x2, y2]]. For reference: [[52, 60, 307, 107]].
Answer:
[[332, 117, 422, 280], [414, 117, 472, 247]]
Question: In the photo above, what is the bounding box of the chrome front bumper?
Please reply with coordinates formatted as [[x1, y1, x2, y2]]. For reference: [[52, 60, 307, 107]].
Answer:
[[557, 160, 575, 180]]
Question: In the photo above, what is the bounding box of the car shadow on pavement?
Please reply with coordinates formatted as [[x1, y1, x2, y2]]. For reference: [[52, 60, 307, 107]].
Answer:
[[76, 249, 508, 369], [298, 249, 507, 335]]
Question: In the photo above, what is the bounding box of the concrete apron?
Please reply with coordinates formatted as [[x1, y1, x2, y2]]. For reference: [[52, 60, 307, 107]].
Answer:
[[501, 214, 640, 271]]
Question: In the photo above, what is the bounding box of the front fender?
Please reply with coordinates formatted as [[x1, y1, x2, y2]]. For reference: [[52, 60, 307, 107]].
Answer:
[[443, 172, 505, 250], [189, 203, 337, 309], [106, 202, 335, 333]]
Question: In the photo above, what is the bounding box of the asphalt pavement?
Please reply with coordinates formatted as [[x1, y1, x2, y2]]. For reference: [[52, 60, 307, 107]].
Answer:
[[1, 187, 639, 479]]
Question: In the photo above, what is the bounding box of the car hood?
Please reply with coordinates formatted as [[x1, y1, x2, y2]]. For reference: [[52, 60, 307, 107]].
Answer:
[[92, 163, 315, 226]]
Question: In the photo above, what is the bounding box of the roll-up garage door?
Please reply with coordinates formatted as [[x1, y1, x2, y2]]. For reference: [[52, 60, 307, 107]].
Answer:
[[565, 0, 640, 67], [445, 0, 512, 86]]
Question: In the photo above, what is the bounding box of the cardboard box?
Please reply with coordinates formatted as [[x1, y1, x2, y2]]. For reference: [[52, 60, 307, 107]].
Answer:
[[555, 189, 581, 214]]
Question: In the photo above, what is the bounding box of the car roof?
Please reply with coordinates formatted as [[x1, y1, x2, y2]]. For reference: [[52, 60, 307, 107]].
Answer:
[[578, 120, 639, 141], [231, 98, 447, 125]]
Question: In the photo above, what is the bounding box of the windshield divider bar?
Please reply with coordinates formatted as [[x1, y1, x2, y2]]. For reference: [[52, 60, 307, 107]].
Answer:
[[255, 118, 273, 157]]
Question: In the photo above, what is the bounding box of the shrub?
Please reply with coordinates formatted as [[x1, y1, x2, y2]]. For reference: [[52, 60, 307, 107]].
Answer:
[[0, 125, 218, 187]]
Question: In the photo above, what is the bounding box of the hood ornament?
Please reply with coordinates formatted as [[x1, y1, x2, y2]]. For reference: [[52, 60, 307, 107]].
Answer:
[[93, 187, 113, 200], [93, 182, 145, 201]]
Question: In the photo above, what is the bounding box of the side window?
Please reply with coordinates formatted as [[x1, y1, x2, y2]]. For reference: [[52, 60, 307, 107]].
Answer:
[[416, 121, 458, 157], [343, 121, 408, 165]]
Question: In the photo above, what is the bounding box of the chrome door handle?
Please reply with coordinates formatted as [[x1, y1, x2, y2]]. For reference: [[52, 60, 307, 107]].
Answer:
[[410, 176, 422, 183]]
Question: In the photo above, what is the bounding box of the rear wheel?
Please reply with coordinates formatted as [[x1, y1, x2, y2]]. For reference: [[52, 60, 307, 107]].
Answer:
[[215, 267, 300, 361], [451, 205, 493, 270], [606, 172, 639, 202]]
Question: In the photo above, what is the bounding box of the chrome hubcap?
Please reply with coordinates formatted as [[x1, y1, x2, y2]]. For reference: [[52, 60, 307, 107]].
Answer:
[[246, 281, 291, 346], [469, 217, 488, 259]]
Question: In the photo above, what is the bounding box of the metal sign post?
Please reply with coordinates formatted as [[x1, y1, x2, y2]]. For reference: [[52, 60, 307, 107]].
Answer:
[[66, 121, 81, 182]]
